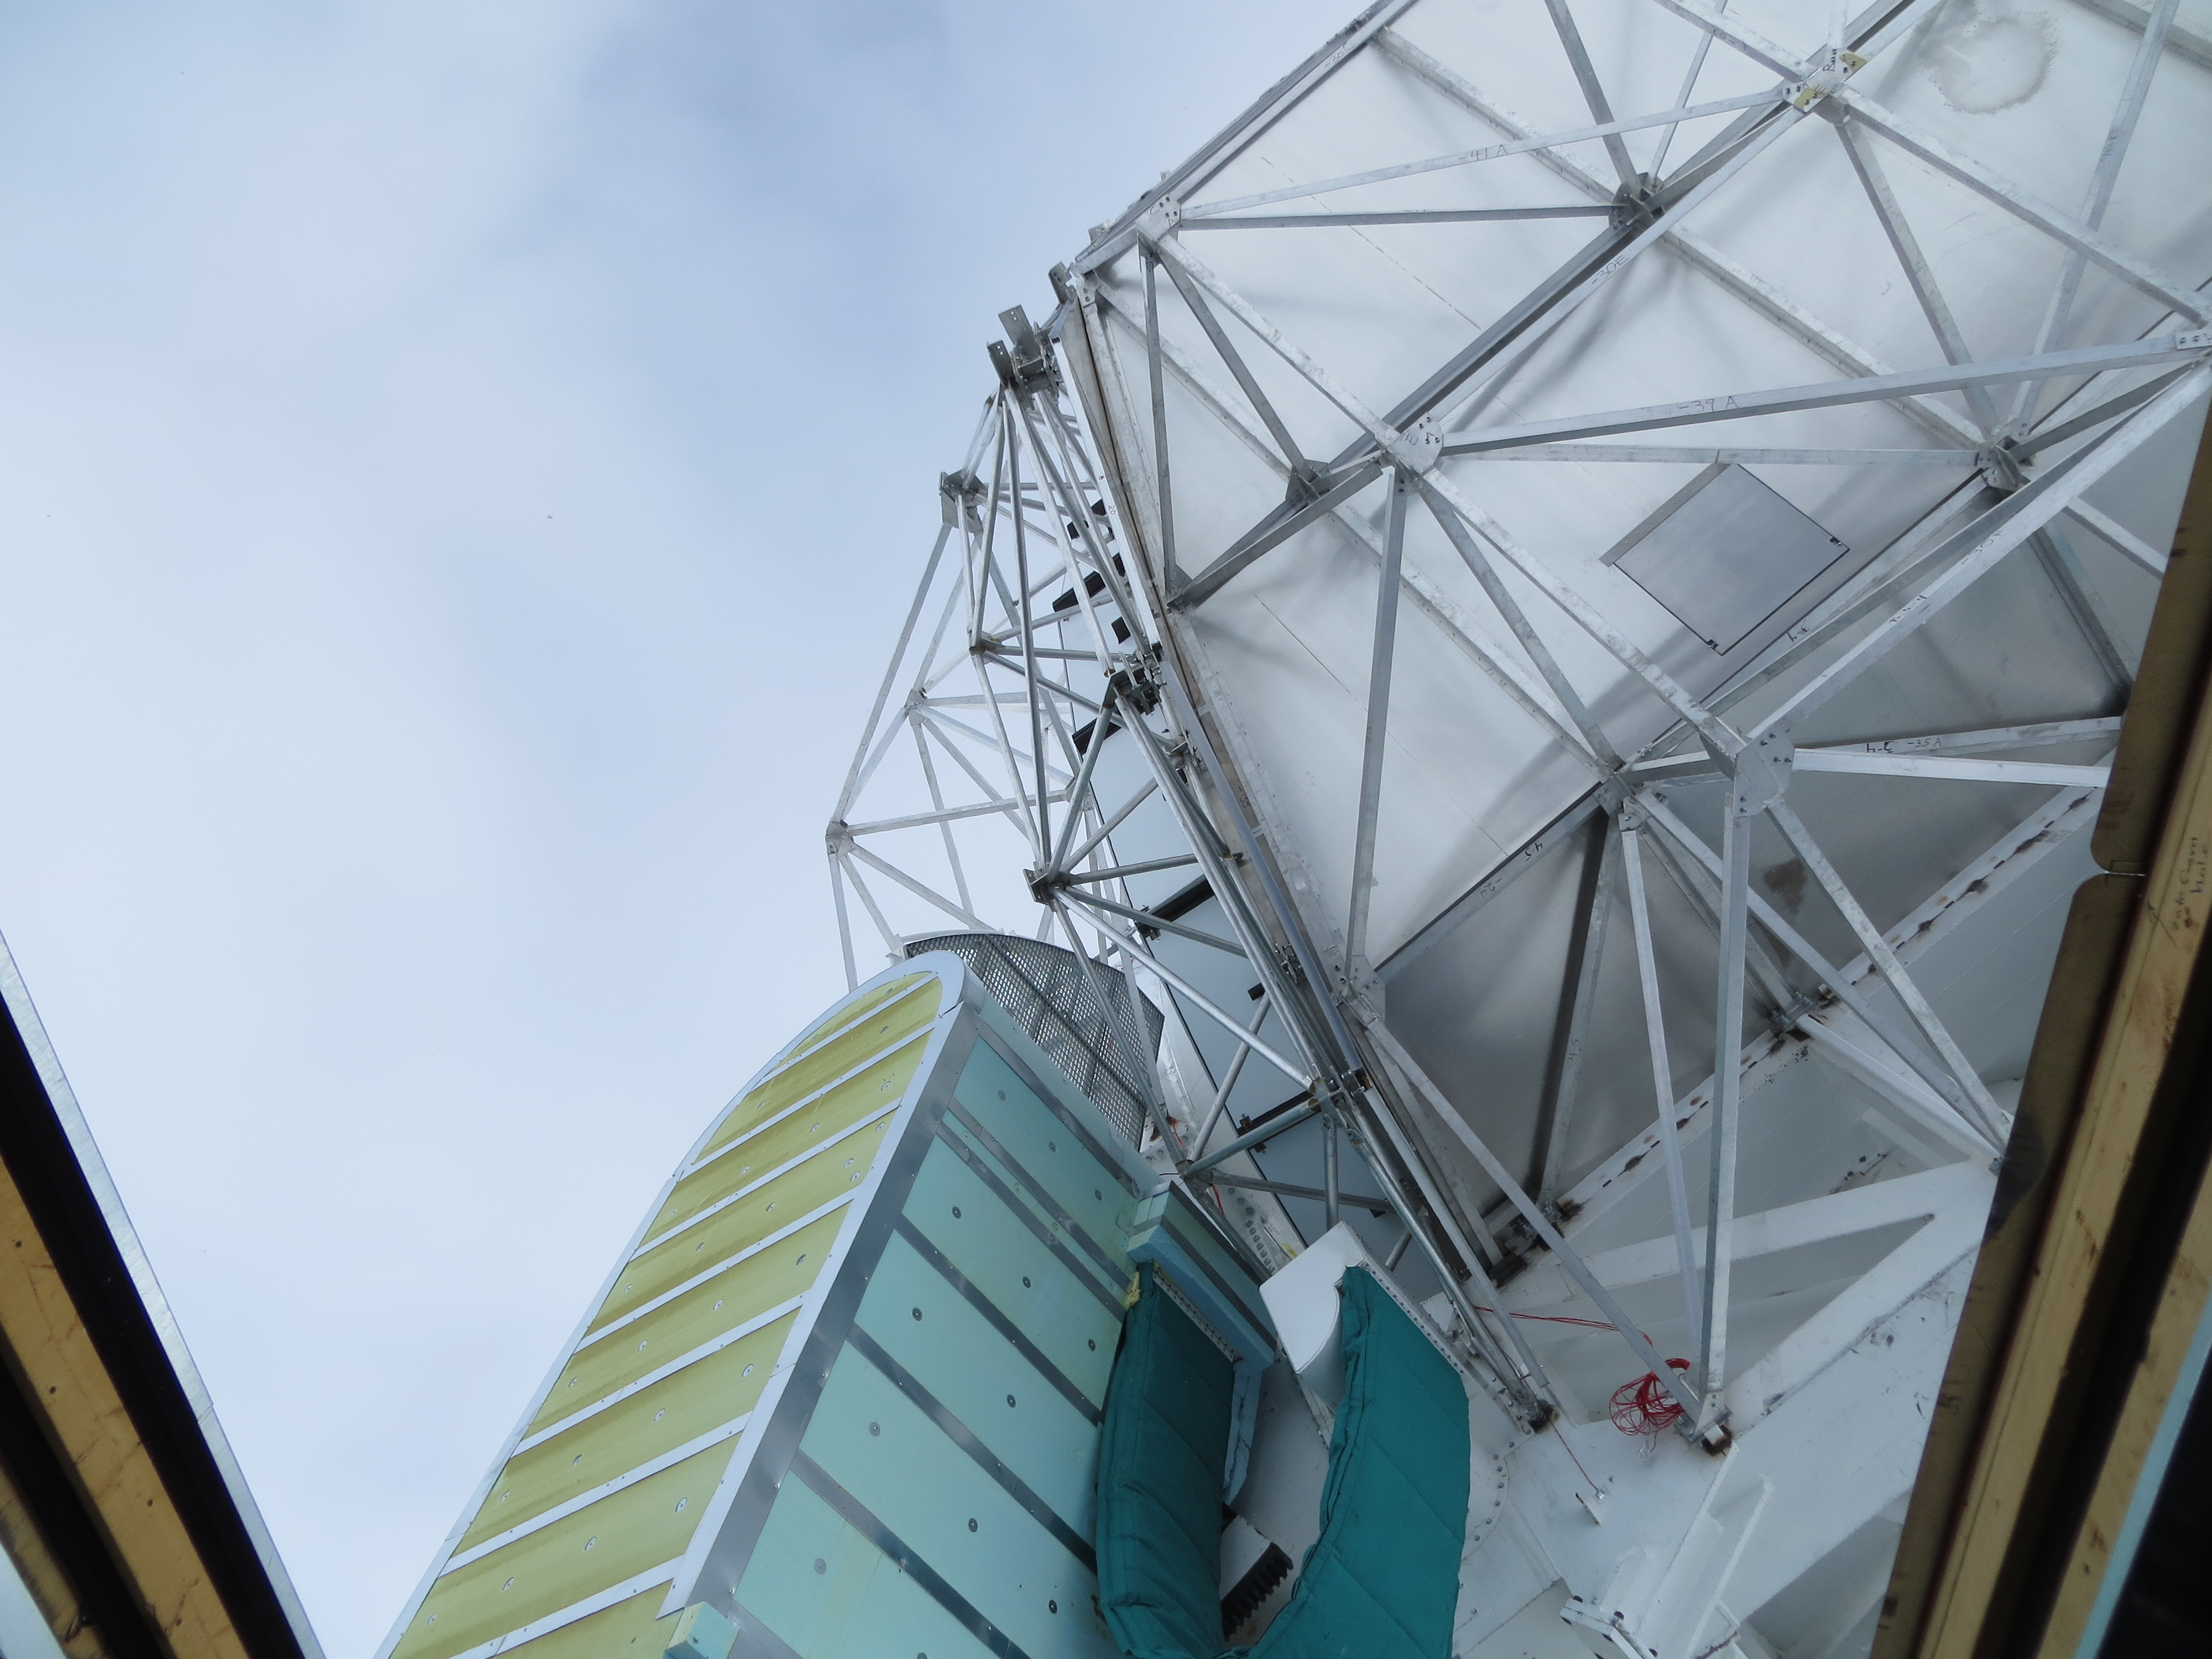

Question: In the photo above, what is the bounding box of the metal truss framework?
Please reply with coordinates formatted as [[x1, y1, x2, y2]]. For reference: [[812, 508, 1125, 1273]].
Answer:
[[829, 7, 2208, 1644]]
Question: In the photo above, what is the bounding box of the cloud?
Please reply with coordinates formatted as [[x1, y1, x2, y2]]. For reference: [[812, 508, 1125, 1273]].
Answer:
[[0, 1, 1348, 1651]]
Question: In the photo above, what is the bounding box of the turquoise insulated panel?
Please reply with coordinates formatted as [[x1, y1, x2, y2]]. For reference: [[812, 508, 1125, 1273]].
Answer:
[[1246, 1268, 1469, 1658], [1095, 1265, 1236, 1659], [1095, 1266, 1468, 1659]]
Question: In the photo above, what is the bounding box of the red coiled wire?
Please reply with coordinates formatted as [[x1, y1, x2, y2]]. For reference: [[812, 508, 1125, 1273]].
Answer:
[[1610, 1357, 1694, 1435]]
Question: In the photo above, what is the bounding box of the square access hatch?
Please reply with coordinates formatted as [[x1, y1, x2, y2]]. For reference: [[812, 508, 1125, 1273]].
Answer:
[[1603, 463, 1849, 655]]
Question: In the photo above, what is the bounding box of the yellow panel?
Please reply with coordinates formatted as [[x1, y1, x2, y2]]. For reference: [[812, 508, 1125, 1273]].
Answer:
[[787, 972, 928, 1054], [490, 1587, 674, 1659], [646, 1037, 926, 1240], [602, 1120, 891, 1335], [532, 1208, 847, 1433], [392, 1443, 733, 1659], [460, 1312, 796, 1551], [698, 980, 942, 1162]]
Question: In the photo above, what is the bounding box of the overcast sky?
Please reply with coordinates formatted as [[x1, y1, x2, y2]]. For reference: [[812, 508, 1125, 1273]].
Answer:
[[0, 3, 1352, 1651]]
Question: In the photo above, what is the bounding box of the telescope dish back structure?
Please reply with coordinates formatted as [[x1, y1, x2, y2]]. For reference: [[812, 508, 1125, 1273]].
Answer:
[[826, 1, 2212, 1655]]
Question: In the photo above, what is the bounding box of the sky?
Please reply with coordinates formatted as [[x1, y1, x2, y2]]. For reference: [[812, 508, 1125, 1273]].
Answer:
[[0, 3, 1353, 1652]]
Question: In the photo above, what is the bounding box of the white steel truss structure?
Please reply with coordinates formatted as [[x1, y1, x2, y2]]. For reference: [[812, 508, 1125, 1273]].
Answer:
[[828, 2, 2211, 1654]]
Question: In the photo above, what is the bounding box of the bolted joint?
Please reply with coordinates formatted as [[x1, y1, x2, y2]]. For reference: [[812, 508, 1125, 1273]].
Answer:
[[1609, 172, 1661, 230], [1787, 45, 1865, 109], [1715, 728, 1793, 813], [1136, 199, 1183, 242], [1979, 440, 2028, 493], [940, 468, 985, 529], [1386, 415, 1446, 475], [1108, 660, 1161, 715], [1282, 458, 1333, 507], [996, 303, 1058, 393]]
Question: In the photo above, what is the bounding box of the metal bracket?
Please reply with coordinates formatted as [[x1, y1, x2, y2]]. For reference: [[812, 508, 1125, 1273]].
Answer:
[[1787, 45, 1865, 109]]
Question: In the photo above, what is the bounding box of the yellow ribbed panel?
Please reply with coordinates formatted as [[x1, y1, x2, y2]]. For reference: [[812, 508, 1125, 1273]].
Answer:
[[390, 1443, 730, 1659], [645, 1036, 928, 1240], [485, 1588, 672, 1659], [696, 978, 941, 1163], [787, 972, 930, 1053], [532, 1208, 844, 1436], [456, 1312, 795, 1552], [595, 1120, 891, 1335], [389, 966, 948, 1659]]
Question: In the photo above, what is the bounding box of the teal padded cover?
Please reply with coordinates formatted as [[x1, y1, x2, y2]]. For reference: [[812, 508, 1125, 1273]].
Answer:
[[1097, 1264, 1470, 1659], [1096, 1264, 1237, 1659], [1245, 1267, 1469, 1658]]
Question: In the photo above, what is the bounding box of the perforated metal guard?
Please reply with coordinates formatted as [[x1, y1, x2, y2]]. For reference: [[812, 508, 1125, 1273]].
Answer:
[[906, 932, 1161, 1146]]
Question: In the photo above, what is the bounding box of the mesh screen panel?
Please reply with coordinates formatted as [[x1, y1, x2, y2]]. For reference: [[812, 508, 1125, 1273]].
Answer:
[[906, 932, 1162, 1146]]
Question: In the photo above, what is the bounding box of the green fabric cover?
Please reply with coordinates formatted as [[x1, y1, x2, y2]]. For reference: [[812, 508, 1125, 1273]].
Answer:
[[1245, 1268, 1469, 1659], [1096, 1265, 1237, 1659], [1095, 1264, 1470, 1659]]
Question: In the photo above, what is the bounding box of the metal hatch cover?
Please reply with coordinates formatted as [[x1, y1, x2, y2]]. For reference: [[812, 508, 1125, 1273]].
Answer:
[[1603, 462, 1850, 654]]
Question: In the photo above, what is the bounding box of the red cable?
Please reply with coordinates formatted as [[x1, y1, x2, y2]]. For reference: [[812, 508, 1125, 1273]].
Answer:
[[1610, 1358, 1694, 1436]]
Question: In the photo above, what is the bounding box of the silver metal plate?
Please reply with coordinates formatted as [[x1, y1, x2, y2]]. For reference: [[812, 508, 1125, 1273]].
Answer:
[[1607, 464, 1849, 655]]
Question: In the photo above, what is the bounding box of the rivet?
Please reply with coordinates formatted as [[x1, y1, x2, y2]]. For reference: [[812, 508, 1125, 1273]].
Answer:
[[869, 1422, 881, 1437], [813, 1558, 826, 1574], [1048, 1600, 1058, 1613], [503, 1578, 514, 1590], [952, 1206, 962, 1219], [968, 1518, 978, 1532], [1022, 1276, 1032, 1287], [1006, 1394, 1016, 1407], [1088, 1339, 1096, 1350], [912, 1307, 924, 1321], [743, 1364, 754, 1376]]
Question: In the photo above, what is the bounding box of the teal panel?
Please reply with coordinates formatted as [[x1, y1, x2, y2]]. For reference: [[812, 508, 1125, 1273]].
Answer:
[[1155, 1194, 1271, 1344], [1246, 1269, 1469, 1659], [1094, 1269, 1470, 1659], [737, 1476, 989, 1659], [904, 1140, 1121, 1406], [855, 1231, 1102, 1534], [800, 1347, 1118, 1659], [1094, 1264, 1235, 1659], [953, 1044, 1139, 1278]]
